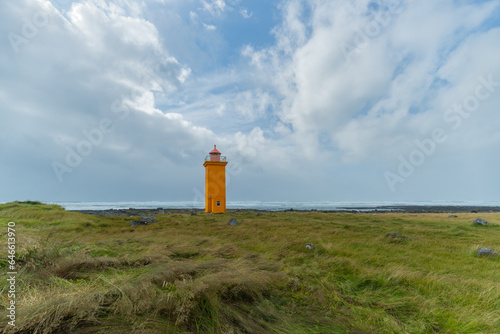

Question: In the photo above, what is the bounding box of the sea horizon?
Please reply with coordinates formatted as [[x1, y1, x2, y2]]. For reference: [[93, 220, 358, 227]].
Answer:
[[35, 200, 500, 211]]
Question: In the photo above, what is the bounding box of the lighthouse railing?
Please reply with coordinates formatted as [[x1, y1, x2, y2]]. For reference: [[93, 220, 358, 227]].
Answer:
[[205, 155, 227, 162]]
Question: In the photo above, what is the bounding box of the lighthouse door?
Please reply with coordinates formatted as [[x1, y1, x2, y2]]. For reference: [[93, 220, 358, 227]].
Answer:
[[207, 197, 212, 212]]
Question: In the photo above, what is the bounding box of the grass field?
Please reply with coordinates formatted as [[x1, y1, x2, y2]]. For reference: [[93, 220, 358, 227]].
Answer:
[[0, 201, 499, 333]]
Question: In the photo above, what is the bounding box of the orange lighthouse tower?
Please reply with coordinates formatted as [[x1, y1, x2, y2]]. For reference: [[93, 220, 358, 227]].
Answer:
[[203, 145, 228, 213]]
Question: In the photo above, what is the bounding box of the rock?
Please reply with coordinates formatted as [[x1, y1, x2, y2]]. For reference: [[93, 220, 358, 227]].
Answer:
[[305, 243, 315, 250], [472, 218, 493, 226], [448, 215, 458, 218], [289, 278, 300, 291], [228, 217, 238, 226], [158, 210, 165, 214], [130, 216, 157, 227], [476, 248, 500, 257], [140, 216, 157, 224], [190, 212, 197, 216], [284, 208, 294, 212], [257, 212, 263, 216], [130, 221, 147, 227], [385, 233, 407, 239]]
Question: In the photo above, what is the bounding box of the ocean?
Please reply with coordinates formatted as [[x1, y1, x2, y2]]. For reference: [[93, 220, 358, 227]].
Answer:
[[51, 200, 500, 211]]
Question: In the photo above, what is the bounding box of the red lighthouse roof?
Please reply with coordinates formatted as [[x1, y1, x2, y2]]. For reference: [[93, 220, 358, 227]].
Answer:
[[209, 145, 221, 155]]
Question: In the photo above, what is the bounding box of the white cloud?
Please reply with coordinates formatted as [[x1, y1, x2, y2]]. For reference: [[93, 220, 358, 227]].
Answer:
[[240, 8, 252, 19], [2, 0, 500, 202], [189, 10, 198, 22], [202, 0, 225, 17], [0, 0, 216, 198], [233, 90, 275, 120], [204, 23, 216, 30], [244, 0, 500, 165]]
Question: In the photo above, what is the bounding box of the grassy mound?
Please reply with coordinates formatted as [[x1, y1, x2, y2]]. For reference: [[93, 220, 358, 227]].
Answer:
[[1, 202, 499, 333]]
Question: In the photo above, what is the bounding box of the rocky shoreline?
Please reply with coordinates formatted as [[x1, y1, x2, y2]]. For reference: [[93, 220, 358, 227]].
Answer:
[[71, 205, 500, 217]]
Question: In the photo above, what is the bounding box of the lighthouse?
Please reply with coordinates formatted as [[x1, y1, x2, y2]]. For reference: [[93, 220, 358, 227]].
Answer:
[[203, 145, 228, 213]]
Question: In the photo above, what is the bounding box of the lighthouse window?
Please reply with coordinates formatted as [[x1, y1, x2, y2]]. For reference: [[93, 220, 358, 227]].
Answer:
[[217, 201, 221, 207]]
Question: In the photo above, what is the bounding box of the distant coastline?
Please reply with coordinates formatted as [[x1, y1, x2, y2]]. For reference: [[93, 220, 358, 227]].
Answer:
[[70, 204, 500, 217], [51, 200, 500, 212]]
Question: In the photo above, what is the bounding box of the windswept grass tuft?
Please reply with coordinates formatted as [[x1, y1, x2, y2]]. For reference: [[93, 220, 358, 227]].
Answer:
[[0, 204, 499, 333]]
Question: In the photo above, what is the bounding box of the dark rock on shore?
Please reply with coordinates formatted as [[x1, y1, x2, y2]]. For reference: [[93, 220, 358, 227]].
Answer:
[[341, 205, 500, 213], [476, 248, 500, 257], [74, 208, 203, 217], [130, 216, 157, 227], [130, 221, 148, 227], [228, 217, 238, 225], [472, 218, 493, 226], [71, 205, 500, 218], [385, 233, 407, 239], [140, 216, 157, 224]]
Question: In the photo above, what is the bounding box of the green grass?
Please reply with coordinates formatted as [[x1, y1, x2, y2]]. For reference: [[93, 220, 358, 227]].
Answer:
[[0, 202, 499, 333]]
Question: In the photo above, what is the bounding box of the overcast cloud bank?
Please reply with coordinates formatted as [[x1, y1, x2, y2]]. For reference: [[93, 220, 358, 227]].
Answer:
[[1, 0, 499, 203]]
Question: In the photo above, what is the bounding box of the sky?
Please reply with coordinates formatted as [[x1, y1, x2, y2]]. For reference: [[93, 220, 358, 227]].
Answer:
[[1, 0, 500, 204]]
